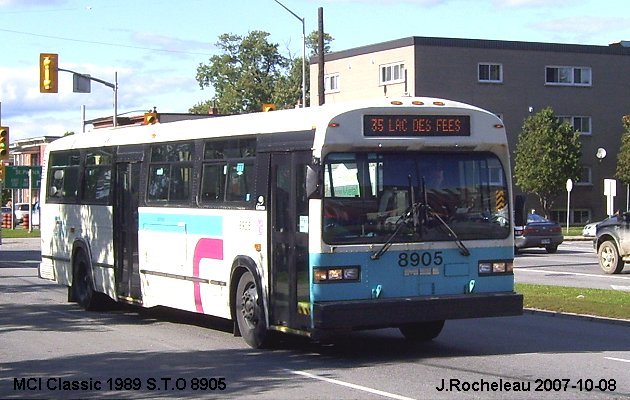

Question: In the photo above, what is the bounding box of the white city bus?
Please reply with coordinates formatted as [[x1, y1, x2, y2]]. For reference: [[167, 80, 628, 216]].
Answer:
[[39, 97, 522, 348]]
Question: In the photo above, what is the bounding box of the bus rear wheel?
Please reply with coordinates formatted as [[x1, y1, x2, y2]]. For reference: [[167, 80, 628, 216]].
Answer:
[[235, 270, 270, 348], [399, 320, 445, 342]]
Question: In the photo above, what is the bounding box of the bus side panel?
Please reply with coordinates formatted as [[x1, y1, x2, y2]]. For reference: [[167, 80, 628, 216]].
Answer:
[[83, 205, 115, 298], [137, 208, 267, 320], [39, 202, 72, 285], [39, 204, 116, 299]]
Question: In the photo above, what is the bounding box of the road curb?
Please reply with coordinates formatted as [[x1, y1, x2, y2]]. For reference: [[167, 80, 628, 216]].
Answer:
[[524, 307, 630, 327]]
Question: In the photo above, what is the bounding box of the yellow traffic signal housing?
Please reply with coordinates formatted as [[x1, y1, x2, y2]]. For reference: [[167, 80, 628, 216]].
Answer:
[[0, 126, 9, 161], [143, 112, 158, 125], [262, 103, 276, 112], [40, 53, 59, 93]]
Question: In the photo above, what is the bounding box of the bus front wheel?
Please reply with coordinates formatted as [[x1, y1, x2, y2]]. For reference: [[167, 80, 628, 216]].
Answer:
[[399, 320, 445, 342], [235, 270, 270, 348], [72, 249, 110, 311], [73, 250, 97, 310]]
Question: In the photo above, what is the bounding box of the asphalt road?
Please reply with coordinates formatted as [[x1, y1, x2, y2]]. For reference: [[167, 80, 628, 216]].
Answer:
[[1, 238, 629, 399], [514, 240, 630, 291]]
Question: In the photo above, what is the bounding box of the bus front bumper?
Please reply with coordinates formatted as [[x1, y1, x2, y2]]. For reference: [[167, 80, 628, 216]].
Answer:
[[312, 292, 523, 331]]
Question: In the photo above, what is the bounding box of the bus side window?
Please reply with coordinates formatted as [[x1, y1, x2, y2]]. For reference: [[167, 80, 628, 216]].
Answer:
[[147, 165, 170, 201], [200, 164, 226, 203]]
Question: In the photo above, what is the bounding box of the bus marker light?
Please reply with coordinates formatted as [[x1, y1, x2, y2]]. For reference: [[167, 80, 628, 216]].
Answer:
[[254, 243, 262, 252], [506, 261, 514, 272], [390, 101, 403, 105], [314, 269, 328, 282], [433, 101, 445, 106], [314, 266, 361, 283], [328, 122, 340, 128], [412, 101, 424, 105], [343, 267, 359, 280], [328, 269, 343, 280], [478, 262, 492, 274]]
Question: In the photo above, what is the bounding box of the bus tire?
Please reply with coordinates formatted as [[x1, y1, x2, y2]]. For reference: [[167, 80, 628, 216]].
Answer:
[[598, 240, 624, 274], [399, 320, 445, 342], [235, 270, 270, 348], [73, 249, 109, 311]]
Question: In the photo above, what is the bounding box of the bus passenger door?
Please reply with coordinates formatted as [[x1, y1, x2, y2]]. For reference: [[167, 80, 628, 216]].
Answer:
[[113, 159, 142, 302], [269, 152, 311, 331]]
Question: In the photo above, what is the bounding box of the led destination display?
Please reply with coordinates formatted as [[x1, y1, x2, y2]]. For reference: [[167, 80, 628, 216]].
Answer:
[[363, 115, 471, 137]]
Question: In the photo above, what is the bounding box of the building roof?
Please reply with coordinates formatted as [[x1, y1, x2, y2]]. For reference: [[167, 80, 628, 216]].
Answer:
[[313, 36, 630, 63]]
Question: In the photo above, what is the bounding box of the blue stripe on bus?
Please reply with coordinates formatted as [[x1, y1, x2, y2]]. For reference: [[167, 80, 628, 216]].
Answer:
[[310, 246, 515, 302], [138, 212, 223, 236]]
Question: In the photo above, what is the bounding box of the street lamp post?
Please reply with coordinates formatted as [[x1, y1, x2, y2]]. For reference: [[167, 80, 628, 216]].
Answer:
[[273, 0, 306, 108]]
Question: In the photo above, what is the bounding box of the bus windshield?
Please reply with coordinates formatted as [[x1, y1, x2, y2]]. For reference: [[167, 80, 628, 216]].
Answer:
[[323, 151, 510, 244]]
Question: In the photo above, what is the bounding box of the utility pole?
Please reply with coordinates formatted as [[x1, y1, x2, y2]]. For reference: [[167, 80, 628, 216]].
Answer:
[[318, 7, 325, 106]]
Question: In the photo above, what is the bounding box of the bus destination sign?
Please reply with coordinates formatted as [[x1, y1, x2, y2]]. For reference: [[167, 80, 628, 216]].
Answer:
[[363, 115, 471, 137]]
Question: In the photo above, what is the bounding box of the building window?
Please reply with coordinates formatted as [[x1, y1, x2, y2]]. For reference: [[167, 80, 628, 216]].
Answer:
[[545, 66, 591, 86], [324, 73, 340, 93], [380, 62, 405, 85], [558, 116, 592, 135], [478, 63, 502, 83], [576, 166, 592, 185]]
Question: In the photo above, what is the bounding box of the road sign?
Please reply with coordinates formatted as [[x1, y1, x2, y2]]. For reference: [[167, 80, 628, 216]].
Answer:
[[4, 166, 42, 189]]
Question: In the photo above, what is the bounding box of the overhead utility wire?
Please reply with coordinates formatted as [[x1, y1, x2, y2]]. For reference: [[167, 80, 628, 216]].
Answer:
[[0, 28, 213, 56]]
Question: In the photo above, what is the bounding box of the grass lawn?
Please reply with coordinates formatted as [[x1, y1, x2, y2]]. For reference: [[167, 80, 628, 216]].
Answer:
[[516, 283, 630, 320], [2, 228, 40, 238]]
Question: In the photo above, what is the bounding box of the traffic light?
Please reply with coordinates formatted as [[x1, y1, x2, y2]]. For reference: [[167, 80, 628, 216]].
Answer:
[[39, 53, 59, 93], [262, 103, 276, 112], [143, 112, 158, 125], [0, 126, 8, 161]]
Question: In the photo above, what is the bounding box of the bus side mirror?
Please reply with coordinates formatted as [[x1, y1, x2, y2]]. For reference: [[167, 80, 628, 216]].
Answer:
[[306, 165, 322, 199]]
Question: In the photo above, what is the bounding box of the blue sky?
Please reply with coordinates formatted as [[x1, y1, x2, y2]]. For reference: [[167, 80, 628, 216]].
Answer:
[[1, 0, 629, 140]]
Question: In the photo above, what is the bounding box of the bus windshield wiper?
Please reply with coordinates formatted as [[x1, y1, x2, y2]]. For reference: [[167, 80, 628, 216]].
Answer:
[[370, 204, 418, 260], [424, 204, 471, 257]]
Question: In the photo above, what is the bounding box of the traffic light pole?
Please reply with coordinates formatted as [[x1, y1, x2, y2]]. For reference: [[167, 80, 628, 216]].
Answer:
[[58, 68, 119, 127]]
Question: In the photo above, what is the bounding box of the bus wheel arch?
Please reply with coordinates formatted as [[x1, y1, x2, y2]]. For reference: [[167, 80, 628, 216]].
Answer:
[[230, 257, 271, 348]]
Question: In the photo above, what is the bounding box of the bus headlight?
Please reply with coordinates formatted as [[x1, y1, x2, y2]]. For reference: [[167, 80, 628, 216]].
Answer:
[[314, 266, 361, 283], [478, 261, 513, 275]]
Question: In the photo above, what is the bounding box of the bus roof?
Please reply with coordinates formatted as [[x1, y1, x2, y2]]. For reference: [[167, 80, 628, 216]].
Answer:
[[45, 97, 504, 156]]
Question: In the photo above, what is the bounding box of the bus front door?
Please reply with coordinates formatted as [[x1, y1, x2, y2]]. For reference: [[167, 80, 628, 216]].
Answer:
[[269, 152, 311, 331], [113, 160, 142, 302]]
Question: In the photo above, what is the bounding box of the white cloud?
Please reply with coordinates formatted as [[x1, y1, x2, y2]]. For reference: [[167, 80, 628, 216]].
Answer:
[[492, 0, 572, 7], [531, 16, 630, 36]]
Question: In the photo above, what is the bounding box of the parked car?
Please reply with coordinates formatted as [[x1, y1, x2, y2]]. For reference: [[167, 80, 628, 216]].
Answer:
[[14, 203, 31, 224], [13, 202, 40, 226], [594, 213, 629, 274], [514, 213, 564, 254], [582, 217, 613, 238]]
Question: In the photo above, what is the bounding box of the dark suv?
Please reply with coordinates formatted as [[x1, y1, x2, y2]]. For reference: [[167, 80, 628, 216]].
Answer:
[[594, 213, 630, 274]]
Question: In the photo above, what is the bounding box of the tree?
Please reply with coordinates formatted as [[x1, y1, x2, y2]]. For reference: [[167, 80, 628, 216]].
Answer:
[[306, 31, 334, 58], [513, 107, 582, 217], [191, 30, 334, 114], [194, 31, 288, 114], [615, 115, 630, 184]]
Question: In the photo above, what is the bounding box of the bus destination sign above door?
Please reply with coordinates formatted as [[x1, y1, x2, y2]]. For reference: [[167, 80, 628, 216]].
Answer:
[[363, 115, 471, 137]]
